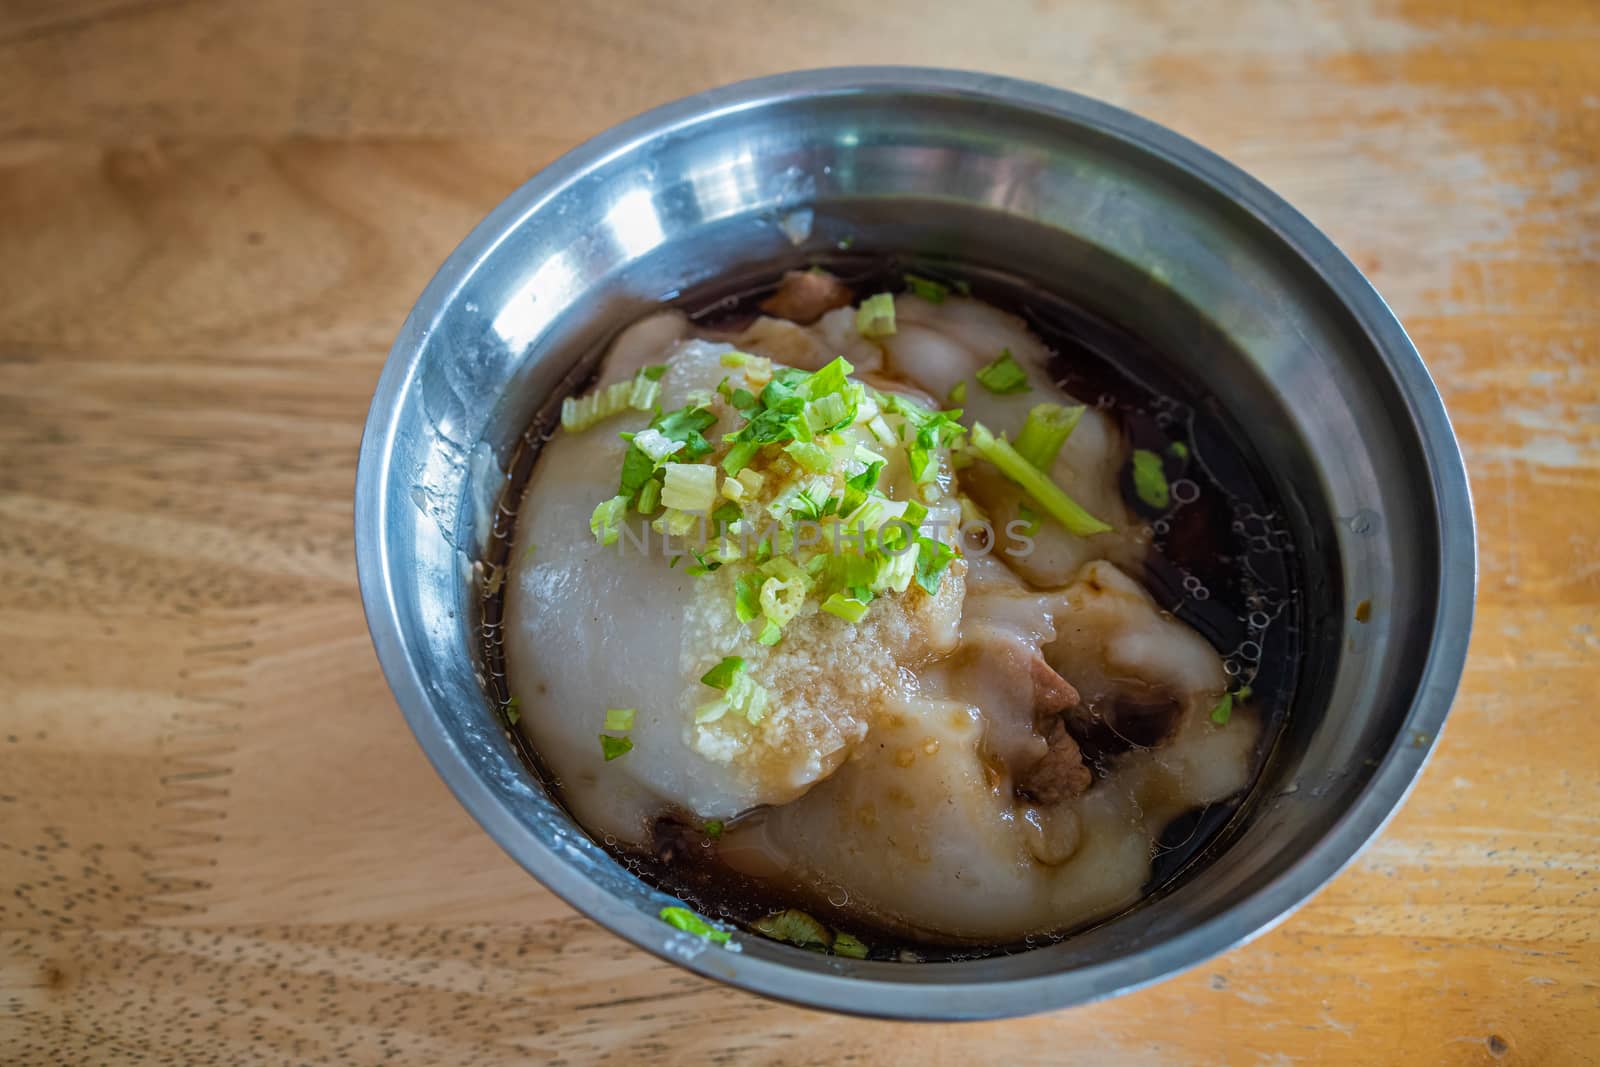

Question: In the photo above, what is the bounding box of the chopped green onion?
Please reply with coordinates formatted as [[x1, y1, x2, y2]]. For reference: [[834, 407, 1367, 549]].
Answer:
[[721, 440, 762, 476], [639, 364, 669, 381], [913, 537, 955, 595], [753, 909, 831, 950], [711, 501, 741, 528], [561, 370, 660, 432], [694, 698, 729, 723], [756, 618, 783, 645], [733, 573, 762, 623], [589, 495, 628, 546], [974, 349, 1031, 395], [872, 545, 917, 594], [910, 421, 961, 485], [1210, 686, 1250, 726], [855, 293, 897, 338], [820, 593, 870, 622], [659, 906, 731, 944], [842, 460, 885, 515], [632, 427, 682, 463], [799, 356, 854, 400], [759, 570, 809, 629], [833, 932, 868, 959], [700, 656, 745, 690], [503, 696, 521, 725], [729, 387, 758, 411], [735, 468, 764, 495], [969, 422, 1111, 537], [1014, 403, 1085, 471], [728, 672, 770, 724], [788, 487, 829, 522], [661, 462, 718, 513], [697, 668, 768, 724], [636, 477, 661, 515], [1131, 449, 1170, 509], [1168, 440, 1190, 464], [603, 707, 635, 731], [866, 415, 897, 446], [806, 392, 853, 432], [599, 734, 633, 761], [758, 366, 808, 411], [654, 508, 698, 537], [947, 381, 967, 405], [844, 494, 901, 536], [651, 405, 718, 461], [720, 350, 757, 367], [627, 374, 660, 410], [618, 443, 657, 501], [904, 273, 948, 303], [784, 441, 832, 473], [702, 820, 724, 838]]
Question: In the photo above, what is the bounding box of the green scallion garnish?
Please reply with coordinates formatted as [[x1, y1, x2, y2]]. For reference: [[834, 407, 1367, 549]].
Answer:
[[599, 734, 634, 761], [1013, 402, 1085, 471], [603, 707, 635, 731], [832, 932, 869, 959], [661, 462, 718, 513], [784, 441, 831, 473], [753, 909, 831, 950], [855, 293, 897, 338], [913, 537, 955, 596], [904, 273, 948, 304], [969, 422, 1111, 537], [974, 349, 1031, 395], [700, 656, 744, 690], [560, 369, 661, 432], [589, 495, 628, 546], [1210, 685, 1253, 726], [820, 593, 870, 623], [1131, 449, 1170, 509], [733, 573, 761, 624], [659, 906, 731, 944]]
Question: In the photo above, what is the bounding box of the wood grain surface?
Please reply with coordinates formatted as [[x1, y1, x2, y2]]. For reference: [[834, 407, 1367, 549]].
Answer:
[[2, 1, 1596, 1063]]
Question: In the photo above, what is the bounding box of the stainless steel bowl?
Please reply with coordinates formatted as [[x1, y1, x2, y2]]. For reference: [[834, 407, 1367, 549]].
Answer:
[[354, 67, 1475, 1019]]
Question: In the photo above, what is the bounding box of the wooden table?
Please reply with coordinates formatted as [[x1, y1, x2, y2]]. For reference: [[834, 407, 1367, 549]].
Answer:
[[2, 1, 1596, 1062]]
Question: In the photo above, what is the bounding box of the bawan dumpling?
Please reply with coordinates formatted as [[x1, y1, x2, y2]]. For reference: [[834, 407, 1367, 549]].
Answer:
[[501, 274, 1259, 944]]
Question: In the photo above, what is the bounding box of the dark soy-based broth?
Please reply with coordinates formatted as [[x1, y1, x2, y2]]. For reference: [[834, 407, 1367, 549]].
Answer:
[[477, 257, 1302, 959]]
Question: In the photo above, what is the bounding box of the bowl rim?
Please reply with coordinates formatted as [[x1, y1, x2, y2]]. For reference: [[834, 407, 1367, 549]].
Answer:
[[354, 65, 1477, 1019]]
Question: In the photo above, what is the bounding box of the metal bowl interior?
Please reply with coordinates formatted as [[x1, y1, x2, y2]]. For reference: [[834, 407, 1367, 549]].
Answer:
[[354, 68, 1474, 1019]]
